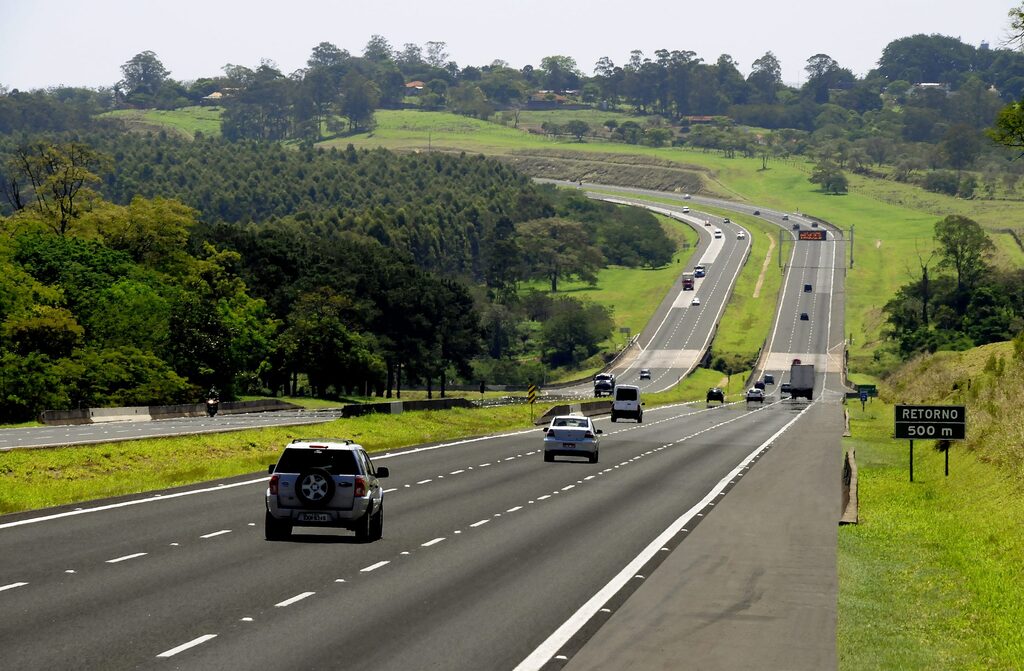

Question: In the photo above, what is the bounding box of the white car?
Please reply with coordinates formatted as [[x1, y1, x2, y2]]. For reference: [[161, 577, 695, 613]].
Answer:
[[543, 415, 601, 463], [691, 296, 701, 306], [683, 193, 692, 200], [782, 214, 790, 221], [714, 228, 723, 238], [745, 388, 765, 403], [737, 231, 746, 239], [682, 206, 690, 213]]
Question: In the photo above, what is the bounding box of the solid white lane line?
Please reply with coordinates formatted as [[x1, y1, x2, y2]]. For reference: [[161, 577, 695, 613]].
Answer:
[[275, 591, 315, 607], [156, 634, 217, 658], [422, 537, 446, 547], [200, 529, 231, 539], [0, 582, 28, 592], [106, 552, 147, 564], [361, 561, 390, 573], [514, 401, 815, 671], [470, 519, 489, 528], [1, 477, 267, 530]]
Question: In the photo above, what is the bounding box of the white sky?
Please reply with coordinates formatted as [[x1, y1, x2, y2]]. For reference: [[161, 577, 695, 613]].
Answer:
[[0, 0, 1017, 91]]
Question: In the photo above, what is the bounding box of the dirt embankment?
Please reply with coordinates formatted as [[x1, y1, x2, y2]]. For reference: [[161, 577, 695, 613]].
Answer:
[[498, 149, 720, 196]]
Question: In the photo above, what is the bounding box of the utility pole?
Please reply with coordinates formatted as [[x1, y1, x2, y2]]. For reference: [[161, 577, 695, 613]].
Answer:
[[850, 224, 854, 268]]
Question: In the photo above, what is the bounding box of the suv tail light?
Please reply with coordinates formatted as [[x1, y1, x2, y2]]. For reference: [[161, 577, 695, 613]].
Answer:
[[269, 474, 279, 495], [354, 476, 367, 498]]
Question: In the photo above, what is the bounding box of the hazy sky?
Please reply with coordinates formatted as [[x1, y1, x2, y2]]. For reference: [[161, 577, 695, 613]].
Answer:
[[0, 0, 1018, 91]]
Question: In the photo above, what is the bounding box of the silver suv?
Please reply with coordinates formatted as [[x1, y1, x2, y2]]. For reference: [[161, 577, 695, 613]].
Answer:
[[265, 439, 389, 542]]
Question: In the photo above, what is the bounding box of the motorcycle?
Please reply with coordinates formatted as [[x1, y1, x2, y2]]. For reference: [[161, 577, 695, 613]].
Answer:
[[206, 397, 219, 417]]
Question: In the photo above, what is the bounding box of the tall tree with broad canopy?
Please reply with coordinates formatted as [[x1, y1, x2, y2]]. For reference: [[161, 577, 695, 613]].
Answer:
[[119, 51, 169, 98], [933, 215, 994, 298], [516, 218, 604, 292]]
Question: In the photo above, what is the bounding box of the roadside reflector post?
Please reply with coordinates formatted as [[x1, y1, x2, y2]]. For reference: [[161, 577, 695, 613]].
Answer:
[[909, 439, 914, 483]]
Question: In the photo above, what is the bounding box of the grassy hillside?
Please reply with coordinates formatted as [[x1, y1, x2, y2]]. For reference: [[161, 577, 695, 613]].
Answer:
[[839, 338, 1024, 668], [101, 106, 223, 137], [95, 106, 1024, 375]]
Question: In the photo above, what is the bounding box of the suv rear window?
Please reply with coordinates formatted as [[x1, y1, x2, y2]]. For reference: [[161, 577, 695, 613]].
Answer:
[[276, 448, 358, 474], [615, 387, 638, 401]]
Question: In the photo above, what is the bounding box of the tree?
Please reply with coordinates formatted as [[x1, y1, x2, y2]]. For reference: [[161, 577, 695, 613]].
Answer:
[[539, 55, 582, 92], [5, 142, 111, 236], [809, 160, 848, 194], [988, 95, 1024, 157], [540, 297, 613, 367], [942, 124, 981, 174], [748, 52, 782, 103], [565, 119, 590, 142], [363, 35, 394, 63], [425, 41, 450, 68], [516, 218, 604, 291], [119, 51, 169, 100], [934, 215, 994, 297], [339, 71, 380, 131]]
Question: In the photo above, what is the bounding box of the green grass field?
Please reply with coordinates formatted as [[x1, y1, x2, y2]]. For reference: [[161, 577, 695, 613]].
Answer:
[[840, 399, 1024, 669], [102, 106, 224, 137]]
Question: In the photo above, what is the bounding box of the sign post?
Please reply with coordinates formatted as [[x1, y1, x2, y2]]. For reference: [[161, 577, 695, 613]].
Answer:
[[894, 405, 966, 481], [527, 384, 538, 422]]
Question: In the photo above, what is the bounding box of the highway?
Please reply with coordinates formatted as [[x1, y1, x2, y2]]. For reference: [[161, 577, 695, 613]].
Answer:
[[0, 186, 845, 670]]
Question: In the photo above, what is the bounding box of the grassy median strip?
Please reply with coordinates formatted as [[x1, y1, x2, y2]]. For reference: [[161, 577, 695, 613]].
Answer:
[[0, 405, 541, 515], [839, 400, 1024, 669]]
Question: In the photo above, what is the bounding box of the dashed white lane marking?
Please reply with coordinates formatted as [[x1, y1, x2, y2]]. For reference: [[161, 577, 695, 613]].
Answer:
[[422, 537, 445, 547], [479, 463, 492, 467], [156, 634, 217, 658], [561, 485, 575, 491], [65, 570, 75, 574], [537, 495, 552, 501], [506, 506, 523, 513], [106, 552, 147, 564], [0, 582, 28, 592], [241, 617, 253, 622], [416, 479, 432, 485], [200, 530, 231, 539], [361, 561, 390, 573], [275, 591, 315, 607], [470, 519, 489, 528], [450, 469, 465, 475], [383, 488, 397, 493]]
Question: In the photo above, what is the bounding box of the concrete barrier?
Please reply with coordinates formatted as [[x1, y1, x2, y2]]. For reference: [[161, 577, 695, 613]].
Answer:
[[341, 397, 473, 418], [90, 407, 152, 423], [535, 400, 612, 425], [40, 399, 302, 425], [840, 449, 859, 525]]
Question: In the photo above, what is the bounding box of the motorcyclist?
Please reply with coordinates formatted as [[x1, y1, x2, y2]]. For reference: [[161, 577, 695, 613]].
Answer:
[[206, 386, 220, 417]]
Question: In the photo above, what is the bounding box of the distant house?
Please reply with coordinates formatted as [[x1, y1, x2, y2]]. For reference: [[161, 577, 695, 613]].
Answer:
[[526, 91, 569, 109], [200, 91, 224, 105], [405, 81, 425, 93]]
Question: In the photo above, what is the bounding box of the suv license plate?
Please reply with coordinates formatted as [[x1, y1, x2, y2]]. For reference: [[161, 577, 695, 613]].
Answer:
[[298, 512, 330, 522], [562, 443, 576, 449]]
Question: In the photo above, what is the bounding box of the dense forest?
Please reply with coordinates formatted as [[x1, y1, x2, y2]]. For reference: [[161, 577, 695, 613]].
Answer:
[[4, 26, 1024, 417], [0, 134, 674, 420]]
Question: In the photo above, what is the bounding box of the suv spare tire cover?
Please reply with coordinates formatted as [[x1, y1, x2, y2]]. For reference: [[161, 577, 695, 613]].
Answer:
[[296, 468, 336, 508]]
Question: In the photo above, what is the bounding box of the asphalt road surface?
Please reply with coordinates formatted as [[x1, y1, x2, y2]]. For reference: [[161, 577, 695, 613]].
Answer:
[[0, 185, 845, 669]]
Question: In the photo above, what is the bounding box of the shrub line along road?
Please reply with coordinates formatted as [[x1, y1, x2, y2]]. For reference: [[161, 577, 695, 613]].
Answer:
[[0, 187, 844, 670]]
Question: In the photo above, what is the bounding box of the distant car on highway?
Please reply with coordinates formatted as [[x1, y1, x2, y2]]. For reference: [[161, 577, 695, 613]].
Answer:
[[706, 387, 725, 404], [593, 373, 615, 397], [543, 415, 601, 463], [691, 296, 701, 306], [782, 214, 790, 220], [704, 220, 712, 227], [723, 217, 731, 224], [682, 206, 690, 213], [800, 312, 809, 321], [804, 284, 812, 292], [753, 209, 760, 215], [764, 373, 775, 385], [754, 380, 766, 390], [694, 265, 706, 277], [737, 231, 746, 239], [780, 382, 792, 395], [746, 388, 765, 403], [714, 229, 723, 238], [265, 439, 389, 542], [684, 193, 692, 199], [812, 221, 818, 227], [639, 368, 651, 380]]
